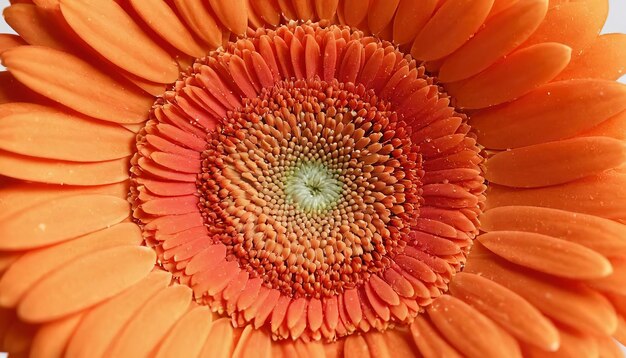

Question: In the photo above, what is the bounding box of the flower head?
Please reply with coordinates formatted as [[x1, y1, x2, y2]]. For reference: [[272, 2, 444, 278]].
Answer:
[[0, 0, 626, 357]]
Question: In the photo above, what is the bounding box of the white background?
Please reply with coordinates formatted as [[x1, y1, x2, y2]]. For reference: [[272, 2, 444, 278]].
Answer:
[[0, 0, 624, 355]]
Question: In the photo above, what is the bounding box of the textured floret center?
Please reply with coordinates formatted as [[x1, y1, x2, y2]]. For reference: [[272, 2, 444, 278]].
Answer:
[[284, 161, 343, 214]]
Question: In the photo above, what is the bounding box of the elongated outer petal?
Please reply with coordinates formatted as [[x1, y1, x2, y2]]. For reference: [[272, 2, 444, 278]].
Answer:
[[0, 181, 128, 223], [0, 34, 25, 53], [1, 46, 153, 123], [428, 295, 521, 358], [523, 0, 607, 55], [485, 136, 626, 188], [449, 42, 571, 109], [410, 316, 463, 358], [439, 0, 548, 82], [65, 271, 171, 358], [471, 79, 626, 149], [344, 335, 370, 358], [18, 246, 156, 323], [465, 244, 618, 336], [208, 0, 248, 35], [108, 285, 192, 357], [393, 0, 437, 45], [200, 318, 235, 358], [486, 171, 626, 220], [411, 0, 495, 61], [479, 231, 612, 279], [524, 325, 599, 358], [581, 110, 626, 141], [315, 0, 339, 20], [449, 272, 559, 351], [30, 312, 83, 358], [0, 110, 133, 162], [173, 0, 222, 48], [590, 257, 626, 295], [128, 0, 206, 58], [343, 0, 370, 27], [556, 33, 626, 81], [480, 206, 626, 257], [0, 223, 141, 307], [3, 4, 73, 53], [0, 194, 129, 250], [155, 306, 213, 358], [368, 0, 400, 35], [232, 324, 272, 358], [0, 151, 130, 186], [60, 0, 178, 83]]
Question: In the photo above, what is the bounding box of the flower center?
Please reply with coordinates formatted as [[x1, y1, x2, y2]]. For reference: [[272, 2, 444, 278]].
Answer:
[[284, 161, 342, 214], [198, 79, 422, 298]]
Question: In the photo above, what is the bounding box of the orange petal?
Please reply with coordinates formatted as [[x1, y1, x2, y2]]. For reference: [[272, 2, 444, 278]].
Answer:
[[367, 0, 400, 35], [108, 285, 191, 357], [523, 326, 598, 358], [200, 318, 235, 358], [0, 71, 46, 104], [277, 0, 297, 21], [596, 335, 624, 358], [0, 109, 133, 162], [208, 0, 248, 35], [580, 110, 626, 141], [523, 0, 607, 55], [0, 194, 129, 250], [19, 246, 155, 322], [392, 0, 437, 45], [60, 0, 178, 83], [292, 0, 315, 21], [344, 334, 370, 358], [485, 136, 626, 188], [0, 181, 128, 224], [172, 0, 222, 48], [465, 245, 618, 336], [370, 274, 400, 306], [30, 312, 84, 358], [362, 332, 392, 358], [3, 4, 74, 52], [382, 329, 420, 358], [128, 0, 206, 57], [155, 306, 213, 358], [343, 0, 370, 27], [2, 319, 36, 356], [556, 33, 626, 81], [0, 151, 130, 185], [428, 295, 521, 358], [439, 0, 548, 82], [2, 46, 153, 123], [411, 0, 495, 61], [449, 272, 559, 351], [0, 34, 26, 53], [315, 0, 339, 20], [470, 79, 626, 149], [480, 206, 626, 257], [486, 171, 626, 219], [232, 324, 272, 358], [448, 42, 571, 109], [250, 0, 281, 25], [65, 270, 171, 358], [410, 316, 463, 358], [0, 223, 141, 307], [589, 257, 626, 295]]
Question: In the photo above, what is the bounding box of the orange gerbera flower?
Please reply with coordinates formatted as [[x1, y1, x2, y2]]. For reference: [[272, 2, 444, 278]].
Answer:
[[1, 0, 626, 356]]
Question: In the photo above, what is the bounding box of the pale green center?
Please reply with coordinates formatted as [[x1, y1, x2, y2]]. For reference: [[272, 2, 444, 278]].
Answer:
[[284, 161, 343, 214]]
